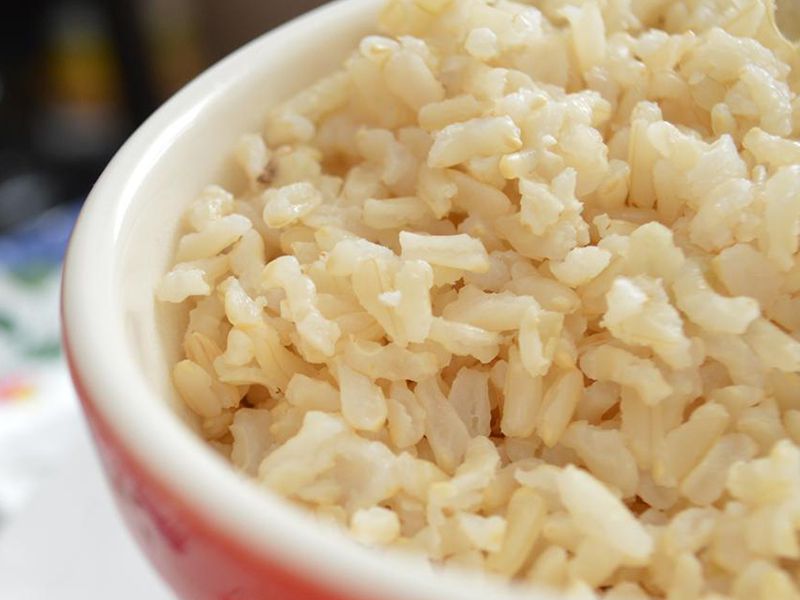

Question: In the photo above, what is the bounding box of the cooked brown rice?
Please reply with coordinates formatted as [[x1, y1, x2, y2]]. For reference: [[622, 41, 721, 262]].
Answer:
[[159, 0, 800, 597]]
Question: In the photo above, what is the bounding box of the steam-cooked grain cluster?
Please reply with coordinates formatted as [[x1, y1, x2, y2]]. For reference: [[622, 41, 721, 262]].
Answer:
[[159, 0, 800, 597]]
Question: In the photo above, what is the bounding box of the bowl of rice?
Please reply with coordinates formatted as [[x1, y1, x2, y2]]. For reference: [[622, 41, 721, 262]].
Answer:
[[62, 0, 800, 598]]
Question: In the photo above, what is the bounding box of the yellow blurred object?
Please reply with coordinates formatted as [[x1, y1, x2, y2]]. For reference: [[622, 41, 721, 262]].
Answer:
[[43, 4, 121, 107], [35, 3, 125, 161]]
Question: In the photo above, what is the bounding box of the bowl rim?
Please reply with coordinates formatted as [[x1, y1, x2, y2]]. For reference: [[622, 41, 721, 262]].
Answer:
[[61, 1, 552, 598]]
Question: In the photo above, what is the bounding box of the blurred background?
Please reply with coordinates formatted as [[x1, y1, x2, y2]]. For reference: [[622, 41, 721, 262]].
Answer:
[[0, 0, 331, 233]]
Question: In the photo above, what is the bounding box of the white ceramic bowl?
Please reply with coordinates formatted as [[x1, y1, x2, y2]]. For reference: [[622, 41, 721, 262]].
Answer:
[[61, 0, 556, 598]]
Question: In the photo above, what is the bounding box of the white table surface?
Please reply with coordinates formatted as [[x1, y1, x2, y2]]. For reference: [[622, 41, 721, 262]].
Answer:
[[0, 416, 175, 600]]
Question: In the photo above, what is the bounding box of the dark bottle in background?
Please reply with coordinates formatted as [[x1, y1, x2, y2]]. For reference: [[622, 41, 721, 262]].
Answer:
[[0, 1, 126, 232], [0, 0, 330, 234]]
